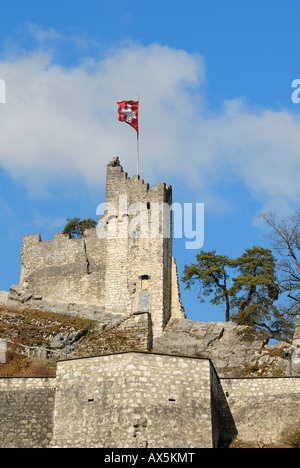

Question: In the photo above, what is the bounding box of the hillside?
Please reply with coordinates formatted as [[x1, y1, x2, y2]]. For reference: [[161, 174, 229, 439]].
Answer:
[[0, 305, 97, 376], [0, 304, 298, 378]]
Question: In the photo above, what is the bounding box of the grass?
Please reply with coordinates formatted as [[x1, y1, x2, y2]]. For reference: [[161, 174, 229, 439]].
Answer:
[[0, 305, 96, 348], [225, 438, 290, 448], [0, 350, 56, 377], [0, 305, 97, 376], [281, 422, 300, 448]]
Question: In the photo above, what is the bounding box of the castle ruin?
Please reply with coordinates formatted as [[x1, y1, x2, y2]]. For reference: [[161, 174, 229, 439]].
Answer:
[[0, 157, 299, 448], [18, 157, 185, 337]]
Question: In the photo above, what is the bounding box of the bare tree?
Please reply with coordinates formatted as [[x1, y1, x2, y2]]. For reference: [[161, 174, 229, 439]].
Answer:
[[259, 212, 300, 329]]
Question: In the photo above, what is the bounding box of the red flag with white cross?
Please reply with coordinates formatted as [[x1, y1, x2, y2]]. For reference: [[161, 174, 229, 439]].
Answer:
[[117, 100, 139, 133]]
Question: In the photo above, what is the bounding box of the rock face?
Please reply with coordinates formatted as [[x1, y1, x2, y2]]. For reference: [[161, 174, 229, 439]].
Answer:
[[153, 318, 297, 377], [1, 284, 123, 322]]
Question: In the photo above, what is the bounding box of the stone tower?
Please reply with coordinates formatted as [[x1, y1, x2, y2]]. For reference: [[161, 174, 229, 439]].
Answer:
[[103, 157, 175, 336]]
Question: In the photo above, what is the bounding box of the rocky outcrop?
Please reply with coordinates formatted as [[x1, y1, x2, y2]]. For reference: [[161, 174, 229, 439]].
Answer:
[[1, 285, 118, 322], [153, 318, 299, 377]]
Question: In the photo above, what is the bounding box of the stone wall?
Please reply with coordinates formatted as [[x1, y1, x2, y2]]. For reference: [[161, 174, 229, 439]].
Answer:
[[0, 377, 56, 448], [0, 352, 299, 448], [219, 376, 300, 445], [295, 313, 300, 340], [20, 229, 106, 308], [51, 352, 219, 448], [94, 312, 153, 354], [170, 257, 186, 319]]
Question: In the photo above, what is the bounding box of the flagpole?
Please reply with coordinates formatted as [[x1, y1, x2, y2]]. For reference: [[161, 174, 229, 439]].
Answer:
[[137, 94, 140, 177], [137, 132, 140, 177]]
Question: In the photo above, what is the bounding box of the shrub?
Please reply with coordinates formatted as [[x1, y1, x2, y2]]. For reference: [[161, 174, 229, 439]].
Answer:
[[0, 351, 56, 377], [281, 422, 300, 448]]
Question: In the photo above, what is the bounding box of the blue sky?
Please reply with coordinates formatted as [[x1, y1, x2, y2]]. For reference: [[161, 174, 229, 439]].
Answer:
[[0, 0, 300, 322]]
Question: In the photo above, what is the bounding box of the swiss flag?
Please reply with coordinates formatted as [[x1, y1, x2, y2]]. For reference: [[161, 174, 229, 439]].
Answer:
[[117, 100, 139, 133]]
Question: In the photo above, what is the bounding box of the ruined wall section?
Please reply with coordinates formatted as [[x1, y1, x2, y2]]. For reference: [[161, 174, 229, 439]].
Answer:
[[104, 157, 173, 336], [20, 230, 106, 308], [171, 256, 186, 319], [294, 313, 300, 341], [94, 312, 153, 355]]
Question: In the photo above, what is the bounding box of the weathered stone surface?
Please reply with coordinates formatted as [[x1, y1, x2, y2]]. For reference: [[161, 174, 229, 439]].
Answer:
[[82, 312, 153, 355], [51, 353, 219, 448], [0, 377, 56, 448], [0, 339, 6, 363], [153, 318, 298, 377], [0, 290, 8, 305], [220, 376, 300, 445], [138, 290, 149, 312], [295, 314, 300, 340]]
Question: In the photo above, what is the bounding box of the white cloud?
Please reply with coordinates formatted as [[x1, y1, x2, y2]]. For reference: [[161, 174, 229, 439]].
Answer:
[[0, 28, 300, 212]]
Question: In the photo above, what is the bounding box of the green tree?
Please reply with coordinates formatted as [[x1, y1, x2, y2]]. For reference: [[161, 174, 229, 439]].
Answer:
[[230, 246, 292, 340], [230, 246, 279, 320], [182, 246, 294, 341], [62, 217, 97, 238], [182, 250, 234, 322]]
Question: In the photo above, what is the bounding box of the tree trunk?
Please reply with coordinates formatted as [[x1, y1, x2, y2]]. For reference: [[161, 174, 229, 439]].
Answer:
[[225, 294, 230, 322]]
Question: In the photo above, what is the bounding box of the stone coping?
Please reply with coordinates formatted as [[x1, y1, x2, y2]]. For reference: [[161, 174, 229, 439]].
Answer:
[[0, 375, 56, 379], [56, 350, 216, 364]]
